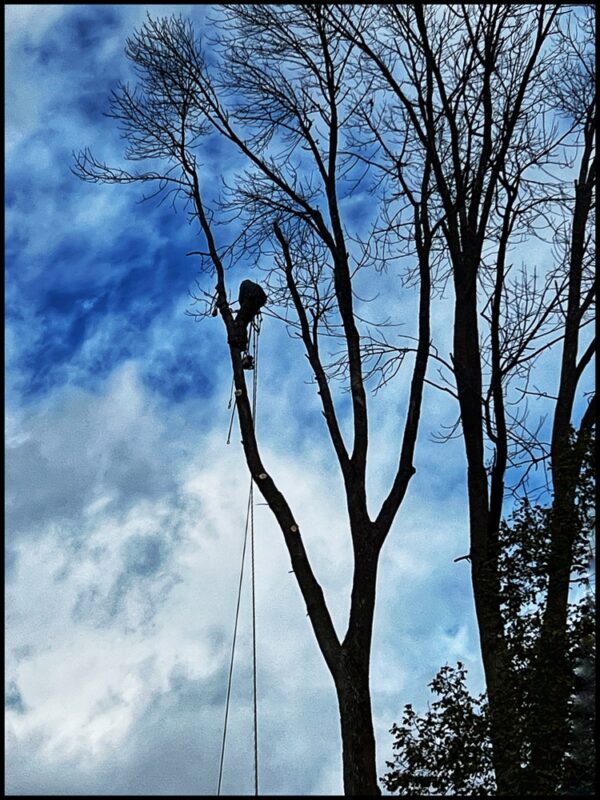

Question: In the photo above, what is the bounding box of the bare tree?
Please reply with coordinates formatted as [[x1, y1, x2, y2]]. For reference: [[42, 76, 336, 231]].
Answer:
[[328, 4, 595, 794], [530, 9, 596, 790], [74, 8, 433, 795]]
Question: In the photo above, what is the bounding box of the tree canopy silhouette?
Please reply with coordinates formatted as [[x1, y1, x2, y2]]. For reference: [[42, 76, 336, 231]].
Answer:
[[74, 5, 595, 795]]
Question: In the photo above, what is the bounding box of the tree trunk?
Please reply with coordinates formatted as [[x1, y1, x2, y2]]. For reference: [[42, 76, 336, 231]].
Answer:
[[335, 654, 381, 796], [528, 451, 580, 793], [334, 533, 382, 796], [528, 141, 595, 794], [453, 265, 524, 794], [471, 557, 524, 795]]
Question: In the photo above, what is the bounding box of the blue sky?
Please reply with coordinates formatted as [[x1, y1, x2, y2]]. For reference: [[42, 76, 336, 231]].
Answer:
[[7, 4, 587, 796]]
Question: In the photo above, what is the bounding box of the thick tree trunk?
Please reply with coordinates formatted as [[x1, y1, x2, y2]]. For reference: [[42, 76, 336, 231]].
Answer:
[[335, 653, 381, 796], [333, 530, 383, 796], [528, 452, 580, 793], [453, 266, 524, 794], [528, 143, 595, 794], [471, 557, 524, 795]]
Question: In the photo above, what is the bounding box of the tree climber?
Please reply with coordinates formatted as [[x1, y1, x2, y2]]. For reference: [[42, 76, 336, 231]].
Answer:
[[230, 279, 267, 367]]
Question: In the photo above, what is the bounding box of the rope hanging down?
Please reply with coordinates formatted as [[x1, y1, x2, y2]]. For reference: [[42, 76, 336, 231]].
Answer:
[[217, 319, 261, 796]]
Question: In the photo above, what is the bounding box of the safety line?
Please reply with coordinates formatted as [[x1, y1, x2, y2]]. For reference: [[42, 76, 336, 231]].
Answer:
[[226, 376, 235, 445], [216, 479, 253, 796], [217, 319, 261, 796], [250, 323, 259, 796]]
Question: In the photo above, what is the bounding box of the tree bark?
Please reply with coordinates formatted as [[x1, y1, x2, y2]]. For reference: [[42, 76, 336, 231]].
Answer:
[[528, 116, 595, 792], [331, 527, 383, 795], [453, 261, 524, 794], [335, 648, 381, 796]]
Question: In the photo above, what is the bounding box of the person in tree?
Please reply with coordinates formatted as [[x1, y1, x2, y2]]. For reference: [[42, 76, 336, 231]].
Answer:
[[232, 279, 267, 354]]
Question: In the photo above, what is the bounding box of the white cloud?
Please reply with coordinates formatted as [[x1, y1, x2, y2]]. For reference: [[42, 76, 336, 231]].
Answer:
[[6, 352, 484, 794], [5, 360, 339, 792], [4, 5, 66, 152]]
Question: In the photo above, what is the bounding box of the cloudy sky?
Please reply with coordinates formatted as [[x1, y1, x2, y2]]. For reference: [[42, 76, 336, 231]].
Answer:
[[6, 4, 574, 796]]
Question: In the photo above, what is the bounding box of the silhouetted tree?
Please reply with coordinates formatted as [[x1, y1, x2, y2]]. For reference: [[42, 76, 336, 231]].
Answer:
[[73, 5, 595, 795], [383, 433, 595, 794], [329, 4, 595, 793], [73, 8, 433, 795], [383, 663, 495, 796]]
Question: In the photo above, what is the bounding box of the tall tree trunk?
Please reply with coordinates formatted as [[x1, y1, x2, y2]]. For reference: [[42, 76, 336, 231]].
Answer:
[[335, 649, 381, 796], [333, 530, 382, 795], [528, 435, 588, 793], [529, 133, 595, 793], [528, 479, 577, 792], [453, 265, 524, 794], [471, 557, 523, 795]]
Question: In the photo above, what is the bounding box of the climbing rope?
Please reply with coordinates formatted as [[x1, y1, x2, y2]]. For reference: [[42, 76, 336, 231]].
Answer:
[[250, 321, 260, 797], [218, 319, 261, 796], [226, 377, 236, 445]]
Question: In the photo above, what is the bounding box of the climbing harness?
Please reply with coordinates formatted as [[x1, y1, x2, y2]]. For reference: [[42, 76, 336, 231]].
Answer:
[[218, 317, 261, 795]]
